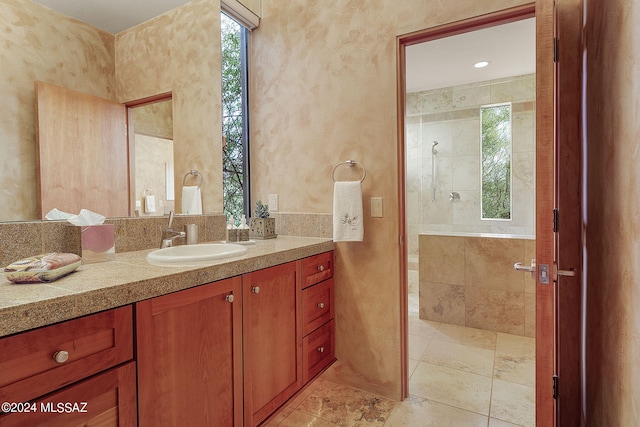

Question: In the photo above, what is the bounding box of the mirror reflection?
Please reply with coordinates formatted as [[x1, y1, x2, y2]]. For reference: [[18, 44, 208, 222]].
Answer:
[[129, 99, 175, 216], [1, 0, 228, 222]]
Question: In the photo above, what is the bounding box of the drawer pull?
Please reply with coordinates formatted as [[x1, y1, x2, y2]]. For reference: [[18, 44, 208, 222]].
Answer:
[[317, 302, 325, 309], [317, 265, 325, 272], [225, 294, 235, 303], [252, 286, 261, 294], [317, 347, 324, 353], [53, 350, 69, 364]]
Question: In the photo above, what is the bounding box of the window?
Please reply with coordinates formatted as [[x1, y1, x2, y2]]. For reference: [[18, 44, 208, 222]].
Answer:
[[481, 103, 512, 220], [221, 12, 249, 222]]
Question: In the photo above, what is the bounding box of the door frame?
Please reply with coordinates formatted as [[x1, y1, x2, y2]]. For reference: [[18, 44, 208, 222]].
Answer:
[[395, 1, 551, 419]]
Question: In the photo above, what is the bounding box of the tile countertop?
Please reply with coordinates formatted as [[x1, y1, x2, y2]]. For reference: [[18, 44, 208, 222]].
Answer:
[[0, 236, 334, 338]]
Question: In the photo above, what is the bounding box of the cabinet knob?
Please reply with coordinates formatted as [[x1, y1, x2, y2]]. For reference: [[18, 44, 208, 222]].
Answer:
[[317, 347, 324, 353], [317, 265, 325, 272], [252, 286, 261, 294], [53, 350, 69, 364], [317, 302, 325, 309], [225, 294, 235, 303]]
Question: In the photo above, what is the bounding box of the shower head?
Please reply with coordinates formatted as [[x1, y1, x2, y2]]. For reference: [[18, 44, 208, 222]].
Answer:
[[432, 141, 438, 155]]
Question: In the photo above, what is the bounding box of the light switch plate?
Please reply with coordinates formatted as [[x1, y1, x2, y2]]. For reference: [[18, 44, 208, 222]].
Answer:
[[371, 197, 383, 218], [268, 194, 278, 211]]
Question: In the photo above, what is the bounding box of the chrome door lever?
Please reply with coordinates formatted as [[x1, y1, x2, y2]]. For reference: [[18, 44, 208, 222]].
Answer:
[[554, 262, 577, 280], [514, 259, 536, 278]]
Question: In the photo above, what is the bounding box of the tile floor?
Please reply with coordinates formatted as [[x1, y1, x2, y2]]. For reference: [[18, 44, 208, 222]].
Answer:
[[265, 294, 535, 427]]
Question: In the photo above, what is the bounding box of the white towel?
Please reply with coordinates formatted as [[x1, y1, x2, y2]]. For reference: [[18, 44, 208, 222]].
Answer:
[[181, 186, 202, 214], [333, 181, 364, 242]]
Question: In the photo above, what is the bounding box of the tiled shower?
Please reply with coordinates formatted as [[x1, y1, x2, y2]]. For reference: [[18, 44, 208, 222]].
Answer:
[[406, 74, 536, 337]]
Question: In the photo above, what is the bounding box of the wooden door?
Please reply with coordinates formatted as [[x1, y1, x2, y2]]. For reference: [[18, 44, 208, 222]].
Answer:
[[536, 0, 583, 424], [136, 278, 243, 427], [243, 261, 302, 427], [35, 81, 129, 218]]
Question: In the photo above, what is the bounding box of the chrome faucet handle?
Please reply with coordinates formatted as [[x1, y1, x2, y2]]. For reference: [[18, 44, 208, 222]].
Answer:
[[168, 211, 175, 228], [160, 230, 185, 248]]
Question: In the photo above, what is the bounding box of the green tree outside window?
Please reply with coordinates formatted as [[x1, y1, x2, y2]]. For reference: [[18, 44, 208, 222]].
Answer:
[[481, 103, 512, 220], [221, 13, 247, 223]]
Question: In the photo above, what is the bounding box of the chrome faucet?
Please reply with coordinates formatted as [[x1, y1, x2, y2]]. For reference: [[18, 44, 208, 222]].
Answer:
[[161, 211, 186, 248]]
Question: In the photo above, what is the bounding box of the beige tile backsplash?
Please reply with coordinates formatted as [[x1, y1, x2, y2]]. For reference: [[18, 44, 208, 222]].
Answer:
[[0, 212, 330, 268], [420, 234, 535, 337], [0, 214, 227, 268]]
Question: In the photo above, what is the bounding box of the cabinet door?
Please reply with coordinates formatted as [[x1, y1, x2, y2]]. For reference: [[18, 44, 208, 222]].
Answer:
[[136, 278, 243, 427], [0, 362, 136, 427], [243, 261, 302, 427]]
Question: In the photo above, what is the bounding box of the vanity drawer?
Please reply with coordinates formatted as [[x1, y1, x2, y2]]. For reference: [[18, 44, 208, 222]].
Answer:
[[0, 362, 137, 426], [302, 278, 334, 336], [302, 320, 335, 384], [301, 251, 333, 289], [0, 305, 133, 404]]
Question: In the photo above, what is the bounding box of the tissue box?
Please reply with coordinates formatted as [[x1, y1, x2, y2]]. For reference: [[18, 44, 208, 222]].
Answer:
[[67, 224, 115, 264]]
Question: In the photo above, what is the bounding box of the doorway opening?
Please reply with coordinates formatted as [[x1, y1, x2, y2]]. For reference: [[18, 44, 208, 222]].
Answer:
[[397, 4, 540, 425]]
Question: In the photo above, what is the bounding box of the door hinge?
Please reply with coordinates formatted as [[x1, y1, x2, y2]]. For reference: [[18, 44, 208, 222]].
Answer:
[[553, 37, 559, 63], [553, 374, 559, 400], [553, 208, 559, 233]]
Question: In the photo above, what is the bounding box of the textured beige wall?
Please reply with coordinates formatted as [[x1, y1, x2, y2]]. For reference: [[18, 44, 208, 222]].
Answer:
[[116, 0, 223, 214], [0, 0, 115, 221], [251, 0, 530, 399], [238, 0, 261, 16], [585, 0, 640, 424]]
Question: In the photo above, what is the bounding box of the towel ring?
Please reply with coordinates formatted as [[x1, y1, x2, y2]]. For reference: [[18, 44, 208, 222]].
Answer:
[[182, 170, 203, 188], [332, 160, 366, 183]]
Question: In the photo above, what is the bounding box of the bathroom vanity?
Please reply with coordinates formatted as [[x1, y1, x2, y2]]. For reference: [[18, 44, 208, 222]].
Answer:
[[0, 236, 335, 426]]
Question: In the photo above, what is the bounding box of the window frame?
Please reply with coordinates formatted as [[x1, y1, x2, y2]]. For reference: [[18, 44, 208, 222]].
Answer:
[[479, 101, 513, 221], [221, 12, 251, 220]]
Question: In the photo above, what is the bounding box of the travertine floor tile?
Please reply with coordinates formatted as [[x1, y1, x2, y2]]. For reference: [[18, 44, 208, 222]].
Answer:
[[297, 381, 396, 427], [494, 333, 535, 386], [489, 417, 524, 426], [496, 333, 535, 357], [493, 351, 535, 387], [408, 316, 440, 338], [408, 333, 430, 360], [278, 409, 339, 427], [287, 377, 328, 409], [263, 406, 295, 426], [385, 395, 488, 426], [409, 362, 492, 415], [490, 379, 535, 427], [273, 325, 535, 427], [422, 339, 495, 377], [434, 323, 497, 350], [407, 359, 420, 380]]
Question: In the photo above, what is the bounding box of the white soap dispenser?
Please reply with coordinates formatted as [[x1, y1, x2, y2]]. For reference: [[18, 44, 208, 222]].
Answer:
[[239, 215, 250, 241], [227, 217, 237, 242]]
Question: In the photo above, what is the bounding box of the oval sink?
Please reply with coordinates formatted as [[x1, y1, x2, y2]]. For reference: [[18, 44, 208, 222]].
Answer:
[[147, 243, 248, 264]]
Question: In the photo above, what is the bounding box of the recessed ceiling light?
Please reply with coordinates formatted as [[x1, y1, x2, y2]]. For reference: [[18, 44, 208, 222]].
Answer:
[[474, 61, 490, 68]]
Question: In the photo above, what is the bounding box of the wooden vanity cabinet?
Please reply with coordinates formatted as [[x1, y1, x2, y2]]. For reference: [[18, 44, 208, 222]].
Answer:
[[243, 261, 302, 427], [0, 362, 137, 427], [0, 306, 135, 426], [301, 252, 336, 384], [136, 277, 243, 427]]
